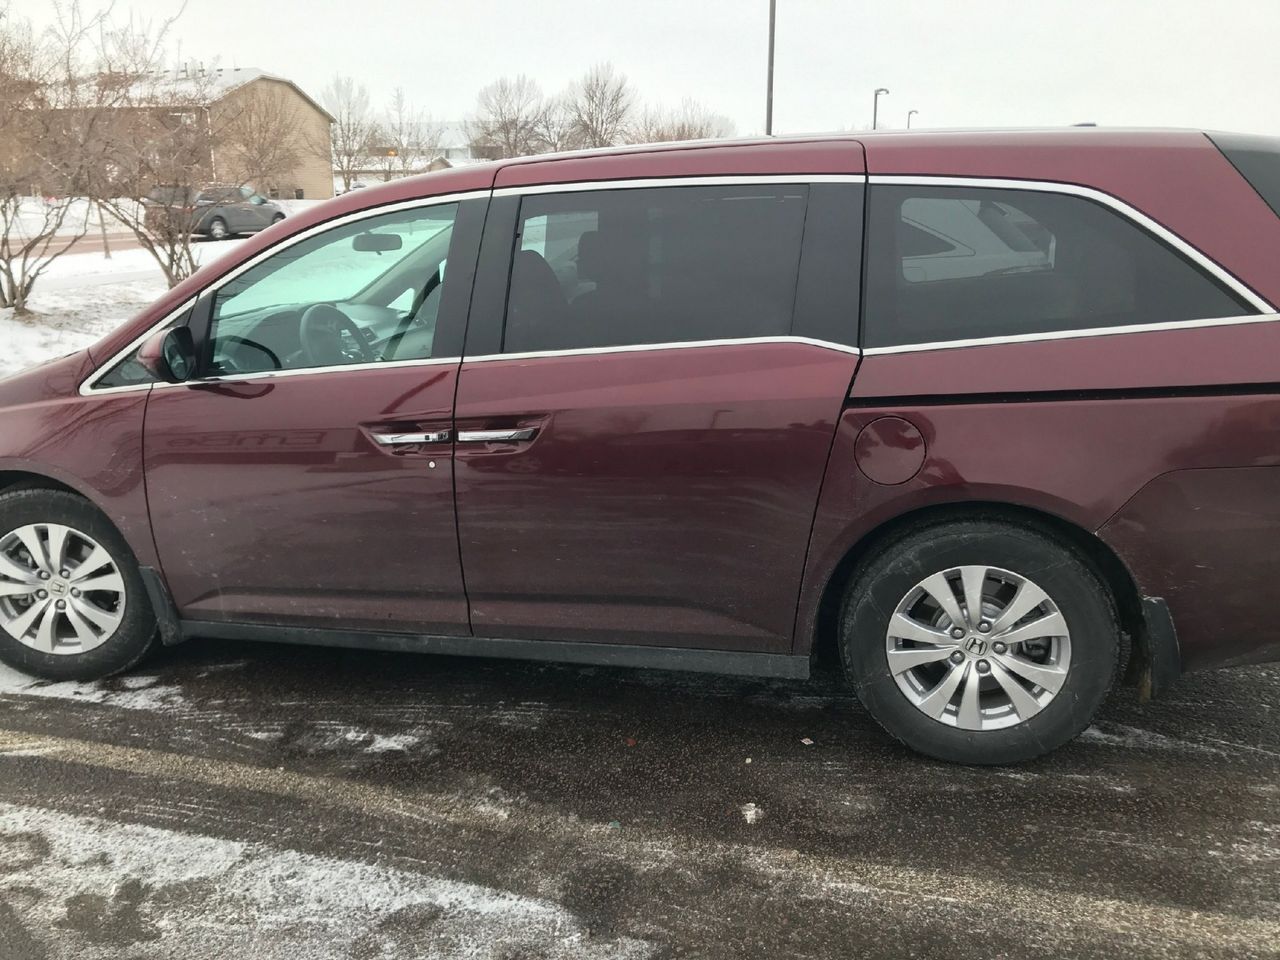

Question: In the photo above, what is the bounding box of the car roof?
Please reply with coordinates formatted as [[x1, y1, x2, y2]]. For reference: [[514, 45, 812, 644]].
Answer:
[[334, 127, 1218, 203]]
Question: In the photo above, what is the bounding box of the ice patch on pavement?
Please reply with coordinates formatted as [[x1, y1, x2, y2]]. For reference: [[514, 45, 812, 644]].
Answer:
[[364, 732, 422, 753], [0, 801, 656, 959], [308, 721, 430, 756], [0, 663, 186, 713], [1079, 722, 1227, 756]]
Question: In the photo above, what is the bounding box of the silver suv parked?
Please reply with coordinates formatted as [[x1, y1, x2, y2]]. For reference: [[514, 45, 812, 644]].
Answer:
[[143, 184, 286, 240]]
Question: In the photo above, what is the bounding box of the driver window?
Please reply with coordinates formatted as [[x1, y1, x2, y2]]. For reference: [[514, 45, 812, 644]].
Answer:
[[207, 202, 458, 377]]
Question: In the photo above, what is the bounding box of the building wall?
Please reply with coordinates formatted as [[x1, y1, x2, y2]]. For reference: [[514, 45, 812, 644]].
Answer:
[[210, 78, 333, 200]]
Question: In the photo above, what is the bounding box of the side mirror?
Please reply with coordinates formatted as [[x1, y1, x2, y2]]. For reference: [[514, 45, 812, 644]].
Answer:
[[137, 327, 197, 384], [353, 232, 403, 252]]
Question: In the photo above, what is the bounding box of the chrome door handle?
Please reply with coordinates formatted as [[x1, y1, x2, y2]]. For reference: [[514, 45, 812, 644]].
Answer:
[[456, 428, 538, 443], [371, 430, 451, 445]]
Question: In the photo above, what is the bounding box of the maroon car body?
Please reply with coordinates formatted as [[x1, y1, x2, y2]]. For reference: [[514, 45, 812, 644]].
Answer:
[[3, 127, 1280, 712]]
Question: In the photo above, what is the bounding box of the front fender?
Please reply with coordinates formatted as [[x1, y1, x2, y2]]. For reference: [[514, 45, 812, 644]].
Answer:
[[0, 355, 157, 569]]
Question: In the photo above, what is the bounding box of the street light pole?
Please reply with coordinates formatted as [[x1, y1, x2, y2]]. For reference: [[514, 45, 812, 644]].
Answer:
[[765, 0, 776, 135], [872, 87, 889, 130], [907, 109, 918, 129]]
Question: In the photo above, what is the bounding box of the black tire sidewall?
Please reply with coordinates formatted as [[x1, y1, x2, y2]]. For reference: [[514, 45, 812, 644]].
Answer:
[[0, 491, 156, 681], [842, 522, 1117, 765]]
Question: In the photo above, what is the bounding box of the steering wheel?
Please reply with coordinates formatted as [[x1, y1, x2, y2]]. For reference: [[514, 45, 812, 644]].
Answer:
[[298, 304, 372, 367]]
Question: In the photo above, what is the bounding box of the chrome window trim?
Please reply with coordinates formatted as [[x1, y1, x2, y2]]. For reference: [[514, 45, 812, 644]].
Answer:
[[82, 172, 1275, 385], [80, 176, 866, 395], [463, 335, 860, 364], [81, 337, 862, 397], [862, 311, 1280, 355], [865, 175, 1277, 352], [78, 189, 488, 396], [493, 173, 866, 197]]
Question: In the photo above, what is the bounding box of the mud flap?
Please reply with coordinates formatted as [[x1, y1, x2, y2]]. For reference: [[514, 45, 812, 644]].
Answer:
[[139, 566, 184, 646], [1132, 597, 1181, 701]]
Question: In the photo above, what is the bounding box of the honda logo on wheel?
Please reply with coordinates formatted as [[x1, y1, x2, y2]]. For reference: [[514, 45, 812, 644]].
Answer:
[[964, 636, 988, 656]]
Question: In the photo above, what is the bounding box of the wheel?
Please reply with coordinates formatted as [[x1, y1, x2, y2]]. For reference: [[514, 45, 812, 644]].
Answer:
[[208, 216, 229, 240], [840, 519, 1118, 764], [0, 489, 157, 681], [271, 213, 285, 224]]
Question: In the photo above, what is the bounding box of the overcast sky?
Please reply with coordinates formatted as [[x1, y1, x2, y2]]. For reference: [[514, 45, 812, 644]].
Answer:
[[11, 0, 1280, 138]]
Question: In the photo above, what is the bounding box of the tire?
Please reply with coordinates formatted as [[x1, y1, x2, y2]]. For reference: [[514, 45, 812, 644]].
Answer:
[[271, 213, 285, 224], [208, 217, 229, 240], [0, 489, 157, 681], [840, 519, 1118, 765]]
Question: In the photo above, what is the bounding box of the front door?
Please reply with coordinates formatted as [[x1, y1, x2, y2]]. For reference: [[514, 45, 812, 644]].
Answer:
[[145, 197, 484, 634], [453, 179, 865, 652]]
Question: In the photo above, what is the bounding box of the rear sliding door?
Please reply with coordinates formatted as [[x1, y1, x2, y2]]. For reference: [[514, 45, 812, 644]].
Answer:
[[451, 179, 864, 653]]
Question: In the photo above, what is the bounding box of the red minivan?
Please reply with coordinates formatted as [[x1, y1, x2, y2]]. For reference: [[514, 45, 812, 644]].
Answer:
[[3, 129, 1280, 763]]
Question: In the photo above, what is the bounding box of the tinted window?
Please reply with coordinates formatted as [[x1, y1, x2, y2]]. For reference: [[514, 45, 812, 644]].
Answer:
[[504, 185, 808, 353], [1210, 132, 1280, 219], [864, 185, 1251, 348], [207, 203, 458, 375]]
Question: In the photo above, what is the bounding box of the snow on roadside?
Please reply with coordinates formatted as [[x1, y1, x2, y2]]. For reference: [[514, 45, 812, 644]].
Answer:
[[0, 801, 656, 959]]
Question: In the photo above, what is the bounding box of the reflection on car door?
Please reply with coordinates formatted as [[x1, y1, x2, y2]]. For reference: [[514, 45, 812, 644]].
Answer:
[[452, 180, 864, 654]]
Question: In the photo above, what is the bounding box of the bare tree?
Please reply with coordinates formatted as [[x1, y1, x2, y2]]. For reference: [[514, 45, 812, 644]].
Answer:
[[0, 2, 130, 312], [322, 74, 375, 192], [216, 82, 303, 193], [565, 63, 635, 148], [375, 87, 441, 180], [534, 94, 577, 153], [467, 74, 544, 159], [629, 98, 735, 144], [93, 72, 219, 288]]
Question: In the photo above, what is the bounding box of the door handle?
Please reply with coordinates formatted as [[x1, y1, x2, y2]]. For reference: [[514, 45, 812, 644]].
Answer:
[[371, 430, 451, 446], [456, 428, 538, 443]]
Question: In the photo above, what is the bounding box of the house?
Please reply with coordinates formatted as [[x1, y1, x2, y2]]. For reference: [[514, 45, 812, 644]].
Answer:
[[338, 122, 497, 192], [206, 68, 335, 200], [137, 66, 335, 200]]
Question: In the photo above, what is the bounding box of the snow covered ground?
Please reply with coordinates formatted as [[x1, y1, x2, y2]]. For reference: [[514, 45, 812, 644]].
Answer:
[[0, 242, 244, 379]]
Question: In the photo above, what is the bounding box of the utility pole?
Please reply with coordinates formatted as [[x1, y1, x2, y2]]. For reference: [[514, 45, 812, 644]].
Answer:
[[872, 87, 889, 130], [907, 109, 918, 129], [765, 0, 777, 135]]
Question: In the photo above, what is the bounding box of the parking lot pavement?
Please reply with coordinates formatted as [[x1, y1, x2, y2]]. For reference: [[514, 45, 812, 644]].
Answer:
[[0, 640, 1276, 960]]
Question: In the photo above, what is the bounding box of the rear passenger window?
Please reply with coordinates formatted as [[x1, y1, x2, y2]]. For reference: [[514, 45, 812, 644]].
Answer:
[[503, 185, 808, 353], [864, 185, 1251, 348]]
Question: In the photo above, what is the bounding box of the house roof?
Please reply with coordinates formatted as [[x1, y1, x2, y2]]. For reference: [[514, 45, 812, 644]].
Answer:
[[140, 66, 334, 123]]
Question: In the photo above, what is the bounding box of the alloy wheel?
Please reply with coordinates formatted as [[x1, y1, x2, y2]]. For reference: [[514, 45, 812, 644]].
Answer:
[[884, 564, 1071, 731], [0, 523, 126, 655]]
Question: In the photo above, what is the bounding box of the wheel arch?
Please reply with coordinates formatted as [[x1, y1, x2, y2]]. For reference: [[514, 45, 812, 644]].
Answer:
[[0, 469, 83, 499], [0, 468, 161, 574], [809, 500, 1153, 689]]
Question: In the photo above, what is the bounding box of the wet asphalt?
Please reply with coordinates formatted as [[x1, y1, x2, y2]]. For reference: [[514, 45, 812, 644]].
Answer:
[[0, 637, 1276, 959]]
